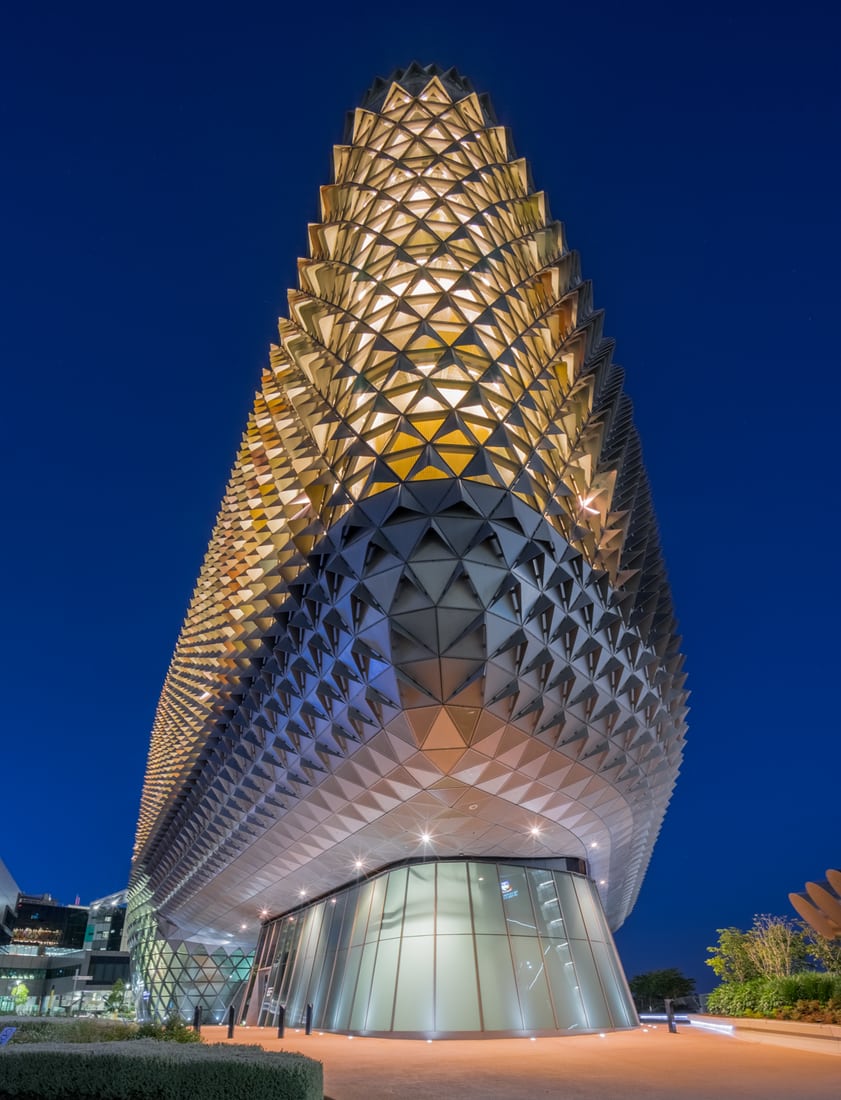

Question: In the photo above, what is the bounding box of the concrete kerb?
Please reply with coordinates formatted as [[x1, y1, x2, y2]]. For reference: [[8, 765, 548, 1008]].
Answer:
[[690, 1014, 841, 1056]]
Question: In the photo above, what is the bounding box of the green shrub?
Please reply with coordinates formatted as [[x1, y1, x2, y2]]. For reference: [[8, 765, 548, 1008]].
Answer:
[[3, 1014, 202, 1046], [135, 1015, 201, 1043], [3, 1019, 139, 1045], [707, 973, 841, 1018], [775, 998, 841, 1024], [707, 978, 768, 1016], [0, 1041, 322, 1100], [753, 981, 786, 1015]]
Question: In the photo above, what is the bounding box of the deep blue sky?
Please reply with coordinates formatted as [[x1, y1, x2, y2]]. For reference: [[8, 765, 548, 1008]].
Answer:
[[2, 1, 839, 991]]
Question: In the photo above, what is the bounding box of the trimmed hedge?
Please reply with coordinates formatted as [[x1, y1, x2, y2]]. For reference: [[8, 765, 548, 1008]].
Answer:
[[0, 1041, 322, 1100]]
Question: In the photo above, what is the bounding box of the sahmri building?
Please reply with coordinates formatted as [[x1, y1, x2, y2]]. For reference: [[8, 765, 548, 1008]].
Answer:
[[128, 64, 688, 1037]]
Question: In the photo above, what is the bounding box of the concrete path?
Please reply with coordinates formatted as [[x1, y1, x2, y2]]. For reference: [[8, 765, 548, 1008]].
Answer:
[[201, 1024, 840, 1099]]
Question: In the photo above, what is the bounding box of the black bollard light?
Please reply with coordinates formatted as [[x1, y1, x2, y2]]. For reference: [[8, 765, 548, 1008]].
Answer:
[[192, 1006, 202, 1035], [277, 1003, 286, 1038], [305, 1003, 313, 1035], [227, 1005, 235, 1038], [664, 998, 677, 1034]]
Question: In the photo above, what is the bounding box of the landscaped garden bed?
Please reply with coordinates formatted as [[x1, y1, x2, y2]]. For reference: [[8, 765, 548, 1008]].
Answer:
[[705, 973, 841, 1023], [0, 1027, 322, 1100]]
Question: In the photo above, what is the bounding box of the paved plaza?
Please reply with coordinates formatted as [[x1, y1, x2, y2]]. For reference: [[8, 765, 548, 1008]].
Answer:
[[202, 1024, 839, 1099]]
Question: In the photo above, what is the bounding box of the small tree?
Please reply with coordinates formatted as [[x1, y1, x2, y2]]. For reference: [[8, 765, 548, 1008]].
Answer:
[[707, 916, 811, 982], [743, 915, 810, 978], [802, 924, 841, 972], [104, 979, 129, 1017], [10, 981, 29, 1013], [706, 927, 759, 983], [628, 969, 696, 1011]]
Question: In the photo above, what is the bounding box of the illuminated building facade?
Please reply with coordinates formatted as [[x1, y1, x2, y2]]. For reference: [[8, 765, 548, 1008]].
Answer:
[[0, 881, 130, 1016], [128, 64, 688, 1035], [0, 858, 18, 948], [12, 895, 87, 952]]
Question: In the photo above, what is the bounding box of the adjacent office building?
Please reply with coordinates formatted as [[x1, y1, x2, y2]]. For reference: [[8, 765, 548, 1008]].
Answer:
[[12, 895, 88, 953], [0, 858, 17, 948], [128, 64, 688, 1036], [0, 865, 130, 1016]]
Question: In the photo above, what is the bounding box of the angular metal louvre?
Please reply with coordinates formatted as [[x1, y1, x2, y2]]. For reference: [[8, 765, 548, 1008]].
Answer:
[[130, 65, 687, 972]]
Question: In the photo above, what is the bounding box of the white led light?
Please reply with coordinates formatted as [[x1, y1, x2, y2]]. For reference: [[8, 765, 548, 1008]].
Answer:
[[690, 1020, 734, 1035]]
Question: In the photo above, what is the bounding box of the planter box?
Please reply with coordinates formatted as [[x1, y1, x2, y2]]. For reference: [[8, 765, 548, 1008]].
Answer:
[[691, 1014, 841, 1057]]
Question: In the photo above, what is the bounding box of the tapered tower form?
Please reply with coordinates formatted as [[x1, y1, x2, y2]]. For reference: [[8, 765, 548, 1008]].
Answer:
[[129, 65, 687, 1036]]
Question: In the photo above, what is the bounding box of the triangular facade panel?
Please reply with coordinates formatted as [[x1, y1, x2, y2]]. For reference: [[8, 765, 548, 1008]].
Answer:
[[128, 64, 688, 1036]]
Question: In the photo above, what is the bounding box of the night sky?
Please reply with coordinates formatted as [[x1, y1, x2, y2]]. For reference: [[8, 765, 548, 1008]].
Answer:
[[3, 1, 839, 992]]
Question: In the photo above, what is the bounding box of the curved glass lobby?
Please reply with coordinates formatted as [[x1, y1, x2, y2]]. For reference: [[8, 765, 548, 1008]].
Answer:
[[241, 859, 636, 1037]]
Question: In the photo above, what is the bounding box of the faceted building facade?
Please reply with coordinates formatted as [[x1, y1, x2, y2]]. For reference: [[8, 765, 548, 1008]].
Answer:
[[128, 64, 687, 1035]]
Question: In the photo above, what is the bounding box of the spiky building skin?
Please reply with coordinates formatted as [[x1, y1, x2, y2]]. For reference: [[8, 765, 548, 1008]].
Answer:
[[128, 65, 687, 1022]]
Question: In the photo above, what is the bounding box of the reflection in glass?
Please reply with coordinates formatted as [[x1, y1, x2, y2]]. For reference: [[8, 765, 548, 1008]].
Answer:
[[297, 905, 324, 1012], [380, 867, 407, 940], [571, 875, 603, 940], [553, 872, 587, 940], [468, 862, 505, 934], [323, 946, 347, 1027], [335, 889, 356, 953], [497, 865, 537, 935], [365, 877, 388, 942], [436, 862, 472, 934], [568, 940, 611, 1029], [312, 895, 345, 1017], [350, 881, 375, 947], [367, 938, 399, 1030], [543, 941, 588, 1029], [511, 936, 555, 1029], [592, 940, 634, 1027], [403, 863, 435, 936], [578, 877, 613, 943], [526, 869, 565, 938], [349, 941, 377, 1029], [331, 943, 362, 1030]]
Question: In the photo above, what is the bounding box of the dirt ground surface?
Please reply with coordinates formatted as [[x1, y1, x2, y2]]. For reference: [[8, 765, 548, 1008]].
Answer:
[[201, 1024, 839, 1099]]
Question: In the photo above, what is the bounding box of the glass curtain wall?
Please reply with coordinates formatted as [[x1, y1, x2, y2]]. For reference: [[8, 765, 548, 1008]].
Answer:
[[243, 860, 636, 1036]]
